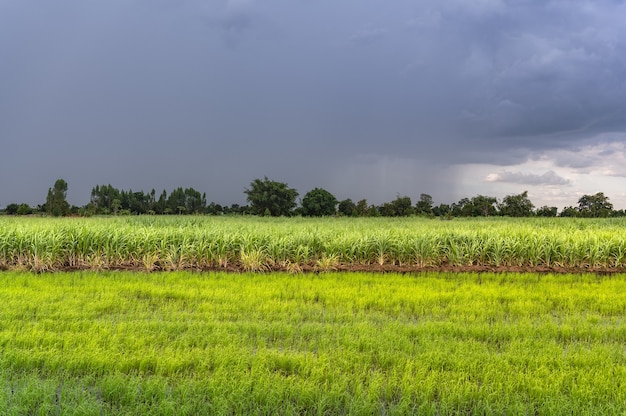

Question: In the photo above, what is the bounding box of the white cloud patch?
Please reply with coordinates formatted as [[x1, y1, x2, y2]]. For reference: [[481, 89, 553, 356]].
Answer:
[[543, 137, 626, 176], [457, 136, 626, 209], [485, 170, 571, 185]]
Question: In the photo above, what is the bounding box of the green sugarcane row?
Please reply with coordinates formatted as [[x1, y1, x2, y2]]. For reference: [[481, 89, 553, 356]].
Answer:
[[0, 271, 625, 414], [1, 216, 626, 272]]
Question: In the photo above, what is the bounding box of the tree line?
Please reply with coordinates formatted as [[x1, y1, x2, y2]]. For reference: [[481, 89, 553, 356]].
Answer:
[[1, 177, 623, 218]]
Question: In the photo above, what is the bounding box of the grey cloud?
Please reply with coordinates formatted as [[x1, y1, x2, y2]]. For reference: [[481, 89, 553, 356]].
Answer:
[[204, 8, 259, 47], [406, 11, 442, 29], [348, 28, 387, 46], [198, 0, 284, 48], [444, 1, 626, 147], [217, 10, 254, 34], [544, 137, 626, 176], [598, 149, 616, 157], [486, 170, 572, 186], [3, 0, 626, 208]]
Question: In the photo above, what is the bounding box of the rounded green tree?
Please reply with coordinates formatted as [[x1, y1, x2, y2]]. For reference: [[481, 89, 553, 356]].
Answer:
[[301, 188, 338, 217], [244, 177, 299, 217]]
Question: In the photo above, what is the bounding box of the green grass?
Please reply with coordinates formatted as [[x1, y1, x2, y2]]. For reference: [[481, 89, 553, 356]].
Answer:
[[2, 216, 626, 271], [1, 271, 625, 414]]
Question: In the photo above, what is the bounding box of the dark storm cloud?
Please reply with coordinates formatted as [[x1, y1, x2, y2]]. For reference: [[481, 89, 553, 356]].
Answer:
[[348, 28, 387, 47], [2, 0, 626, 207], [447, 3, 626, 144], [486, 170, 572, 186], [203, 2, 270, 48]]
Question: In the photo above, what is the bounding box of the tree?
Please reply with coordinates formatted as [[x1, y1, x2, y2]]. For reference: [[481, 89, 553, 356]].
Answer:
[[451, 198, 470, 217], [222, 203, 248, 215], [471, 195, 498, 217], [536, 205, 558, 217], [499, 191, 534, 217], [354, 199, 370, 217], [156, 190, 168, 215], [20, 204, 33, 215], [167, 187, 187, 214], [301, 188, 338, 216], [560, 206, 578, 217], [415, 193, 434, 215], [453, 195, 498, 217], [244, 177, 299, 217], [433, 203, 451, 218], [184, 188, 206, 214], [613, 209, 626, 217], [161, 187, 205, 215], [338, 199, 356, 217], [577, 192, 613, 217], [112, 199, 121, 215], [5, 203, 19, 215], [17, 203, 33, 215], [380, 195, 413, 217], [206, 202, 224, 215], [90, 184, 120, 214], [147, 189, 157, 213], [46, 179, 70, 216]]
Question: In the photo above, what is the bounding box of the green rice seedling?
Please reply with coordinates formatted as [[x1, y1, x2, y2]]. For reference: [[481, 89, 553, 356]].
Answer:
[[0, 271, 625, 413]]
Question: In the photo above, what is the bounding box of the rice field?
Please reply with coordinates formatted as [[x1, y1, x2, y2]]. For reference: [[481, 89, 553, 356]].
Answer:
[[2, 216, 626, 413], [0, 271, 625, 414], [1, 216, 626, 272]]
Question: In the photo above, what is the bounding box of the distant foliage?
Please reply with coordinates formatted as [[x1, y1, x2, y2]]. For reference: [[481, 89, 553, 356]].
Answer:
[[536, 205, 558, 217], [338, 199, 357, 217], [4, 203, 19, 215], [244, 177, 298, 217], [415, 194, 434, 215], [499, 191, 535, 217], [45, 179, 70, 217], [3, 203, 33, 216], [88, 185, 214, 215], [301, 188, 338, 216], [452, 195, 498, 217], [577, 192, 613, 217], [379, 196, 414, 217], [4, 176, 624, 217]]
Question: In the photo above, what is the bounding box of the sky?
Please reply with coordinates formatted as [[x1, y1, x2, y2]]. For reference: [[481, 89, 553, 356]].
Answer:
[[2, 0, 626, 210]]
